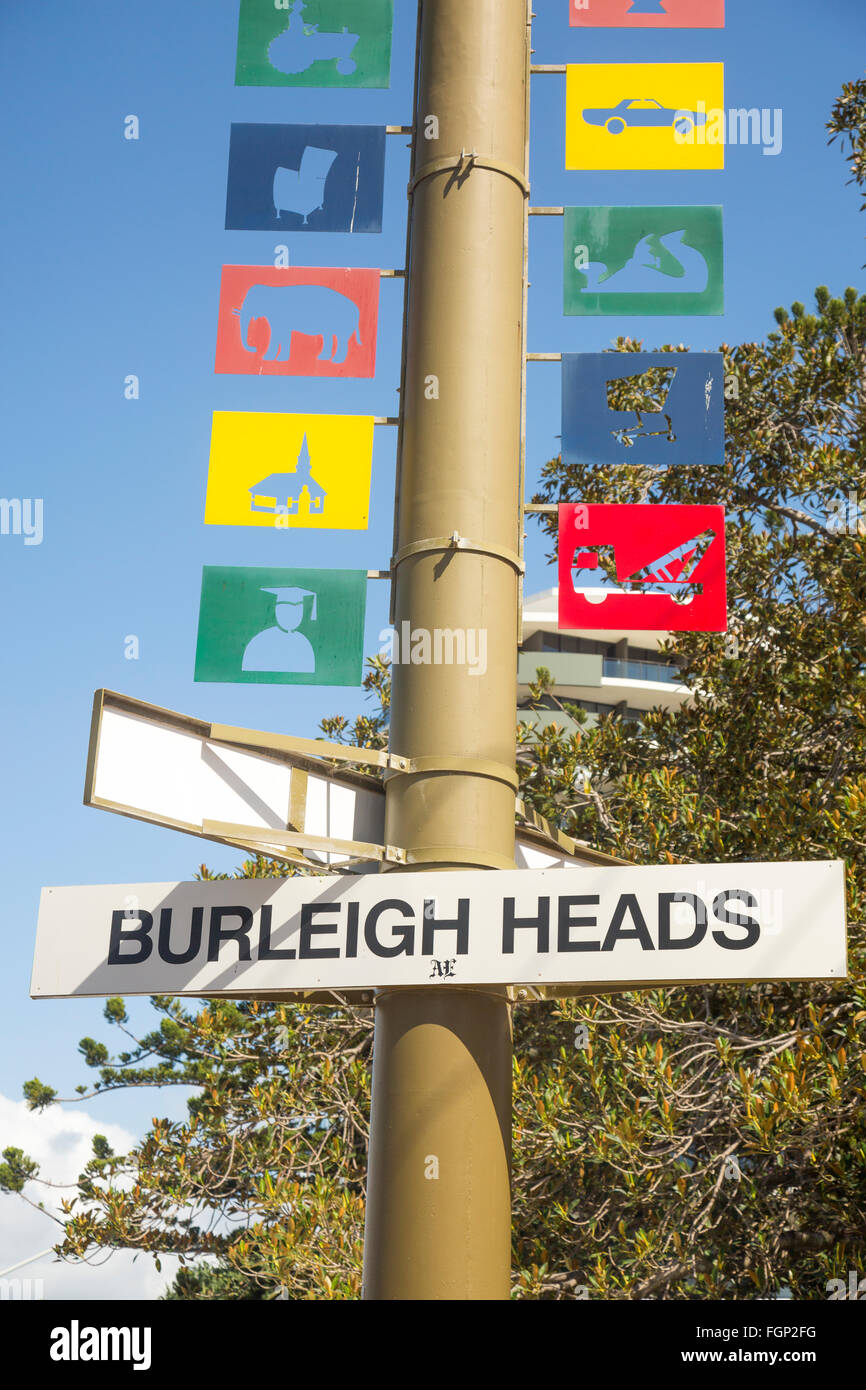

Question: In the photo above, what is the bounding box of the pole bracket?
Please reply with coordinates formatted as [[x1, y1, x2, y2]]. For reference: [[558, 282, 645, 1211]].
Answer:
[[408, 150, 530, 198], [385, 756, 519, 792], [199, 823, 515, 872], [391, 531, 525, 576], [209, 723, 414, 775], [201, 820, 410, 867], [394, 846, 517, 871]]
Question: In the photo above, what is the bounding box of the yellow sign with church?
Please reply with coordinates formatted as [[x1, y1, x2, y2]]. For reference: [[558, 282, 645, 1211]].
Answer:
[[204, 411, 375, 531]]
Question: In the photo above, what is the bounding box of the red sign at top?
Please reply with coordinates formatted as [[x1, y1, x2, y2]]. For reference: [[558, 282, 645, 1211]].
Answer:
[[571, 0, 724, 28], [558, 503, 727, 633]]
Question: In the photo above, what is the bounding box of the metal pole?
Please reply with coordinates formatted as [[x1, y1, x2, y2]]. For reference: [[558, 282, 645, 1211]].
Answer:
[[363, 0, 530, 1300]]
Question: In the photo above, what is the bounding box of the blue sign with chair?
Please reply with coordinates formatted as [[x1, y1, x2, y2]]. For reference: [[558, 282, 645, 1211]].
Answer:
[[225, 123, 386, 233]]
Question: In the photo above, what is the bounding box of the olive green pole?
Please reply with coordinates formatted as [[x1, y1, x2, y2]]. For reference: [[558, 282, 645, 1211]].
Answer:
[[362, 0, 530, 1300]]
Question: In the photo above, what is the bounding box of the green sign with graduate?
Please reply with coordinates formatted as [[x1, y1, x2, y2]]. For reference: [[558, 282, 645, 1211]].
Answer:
[[194, 567, 367, 687], [236, 0, 393, 89]]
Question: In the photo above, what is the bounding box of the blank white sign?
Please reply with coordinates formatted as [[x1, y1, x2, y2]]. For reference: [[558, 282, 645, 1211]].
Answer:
[[88, 697, 385, 869], [85, 692, 611, 872]]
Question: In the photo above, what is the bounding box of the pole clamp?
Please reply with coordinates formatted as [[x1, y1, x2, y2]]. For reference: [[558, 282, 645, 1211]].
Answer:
[[393, 846, 517, 872], [391, 531, 525, 576], [385, 756, 519, 792], [408, 149, 530, 199]]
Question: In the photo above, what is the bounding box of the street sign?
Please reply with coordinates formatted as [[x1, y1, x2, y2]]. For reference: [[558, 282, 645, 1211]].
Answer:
[[84, 689, 386, 870], [570, 1, 725, 27], [205, 412, 374, 532], [225, 124, 386, 233], [194, 566, 368, 686], [558, 502, 728, 632], [562, 352, 724, 468], [236, 0, 394, 90], [84, 692, 625, 873], [566, 63, 725, 171], [564, 205, 724, 316], [215, 266, 380, 378], [32, 861, 847, 999]]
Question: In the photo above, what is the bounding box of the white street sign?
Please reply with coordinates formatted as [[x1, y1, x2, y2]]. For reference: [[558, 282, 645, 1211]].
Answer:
[[85, 690, 386, 871], [32, 861, 846, 999], [85, 690, 622, 872]]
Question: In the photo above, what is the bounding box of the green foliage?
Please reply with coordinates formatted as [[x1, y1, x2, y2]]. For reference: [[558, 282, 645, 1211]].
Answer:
[[162, 1262, 269, 1301], [513, 272, 866, 1297], [828, 75, 866, 220], [319, 652, 390, 756], [22, 1078, 57, 1111], [104, 998, 128, 1026], [79, 1038, 110, 1069], [39, 996, 372, 1299], [0, 1147, 39, 1194]]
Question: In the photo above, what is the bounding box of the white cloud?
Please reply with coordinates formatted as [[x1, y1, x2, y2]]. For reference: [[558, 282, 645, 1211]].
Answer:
[[0, 1094, 180, 1300]]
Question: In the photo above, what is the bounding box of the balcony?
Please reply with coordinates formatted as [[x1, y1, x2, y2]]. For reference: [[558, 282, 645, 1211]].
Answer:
[[517, 650, 603, 691], [602, 658, 681, 685], [519, 651, 682, 690]]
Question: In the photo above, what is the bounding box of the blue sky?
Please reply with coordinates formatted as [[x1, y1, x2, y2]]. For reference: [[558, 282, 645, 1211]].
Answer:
[[0, 0, 864, 1283]]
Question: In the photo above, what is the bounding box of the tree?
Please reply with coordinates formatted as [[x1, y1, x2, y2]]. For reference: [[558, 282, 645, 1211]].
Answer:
[[829, 75, 866, 240], [3, 92, 865, 1301]]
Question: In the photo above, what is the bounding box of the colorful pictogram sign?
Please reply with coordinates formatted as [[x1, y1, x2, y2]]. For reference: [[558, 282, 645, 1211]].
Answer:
[[562, 352, 725, 467], [566, 63, 725, 171], [564, 206, 724, 316], [570, 0, 725, 29], [195, 567, 368, 686], [558, 503, 727, 632], [225, 124, 386, 233], [236, 0, 393, 89], [215, 266, 380, 378], [205, 412, 374, 532]]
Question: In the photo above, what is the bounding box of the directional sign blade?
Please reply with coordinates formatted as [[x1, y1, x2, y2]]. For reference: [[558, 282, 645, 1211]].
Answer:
[[84, 692, 626, 874], [205, 412, 374, 532], [236, 0, 394, 89], [194, 567, 368, 686], [562, 352, 724, 468], [84, 690, 384, 869], [32, 862, 847, 999], [226, 123, 386, 233], [566, 64, 725, 171], [215, 266, 380, 378], [558, 502, 727, 632], [570, 0, 725, 27], [565, 205, 724, 316]]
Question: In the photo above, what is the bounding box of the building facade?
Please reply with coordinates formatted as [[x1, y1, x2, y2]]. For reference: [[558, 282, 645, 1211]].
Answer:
[[518, 587, 690, 734]]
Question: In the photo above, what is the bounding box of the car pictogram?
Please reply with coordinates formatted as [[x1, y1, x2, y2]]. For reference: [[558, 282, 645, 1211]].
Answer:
[[581, 97, 707, 136]]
